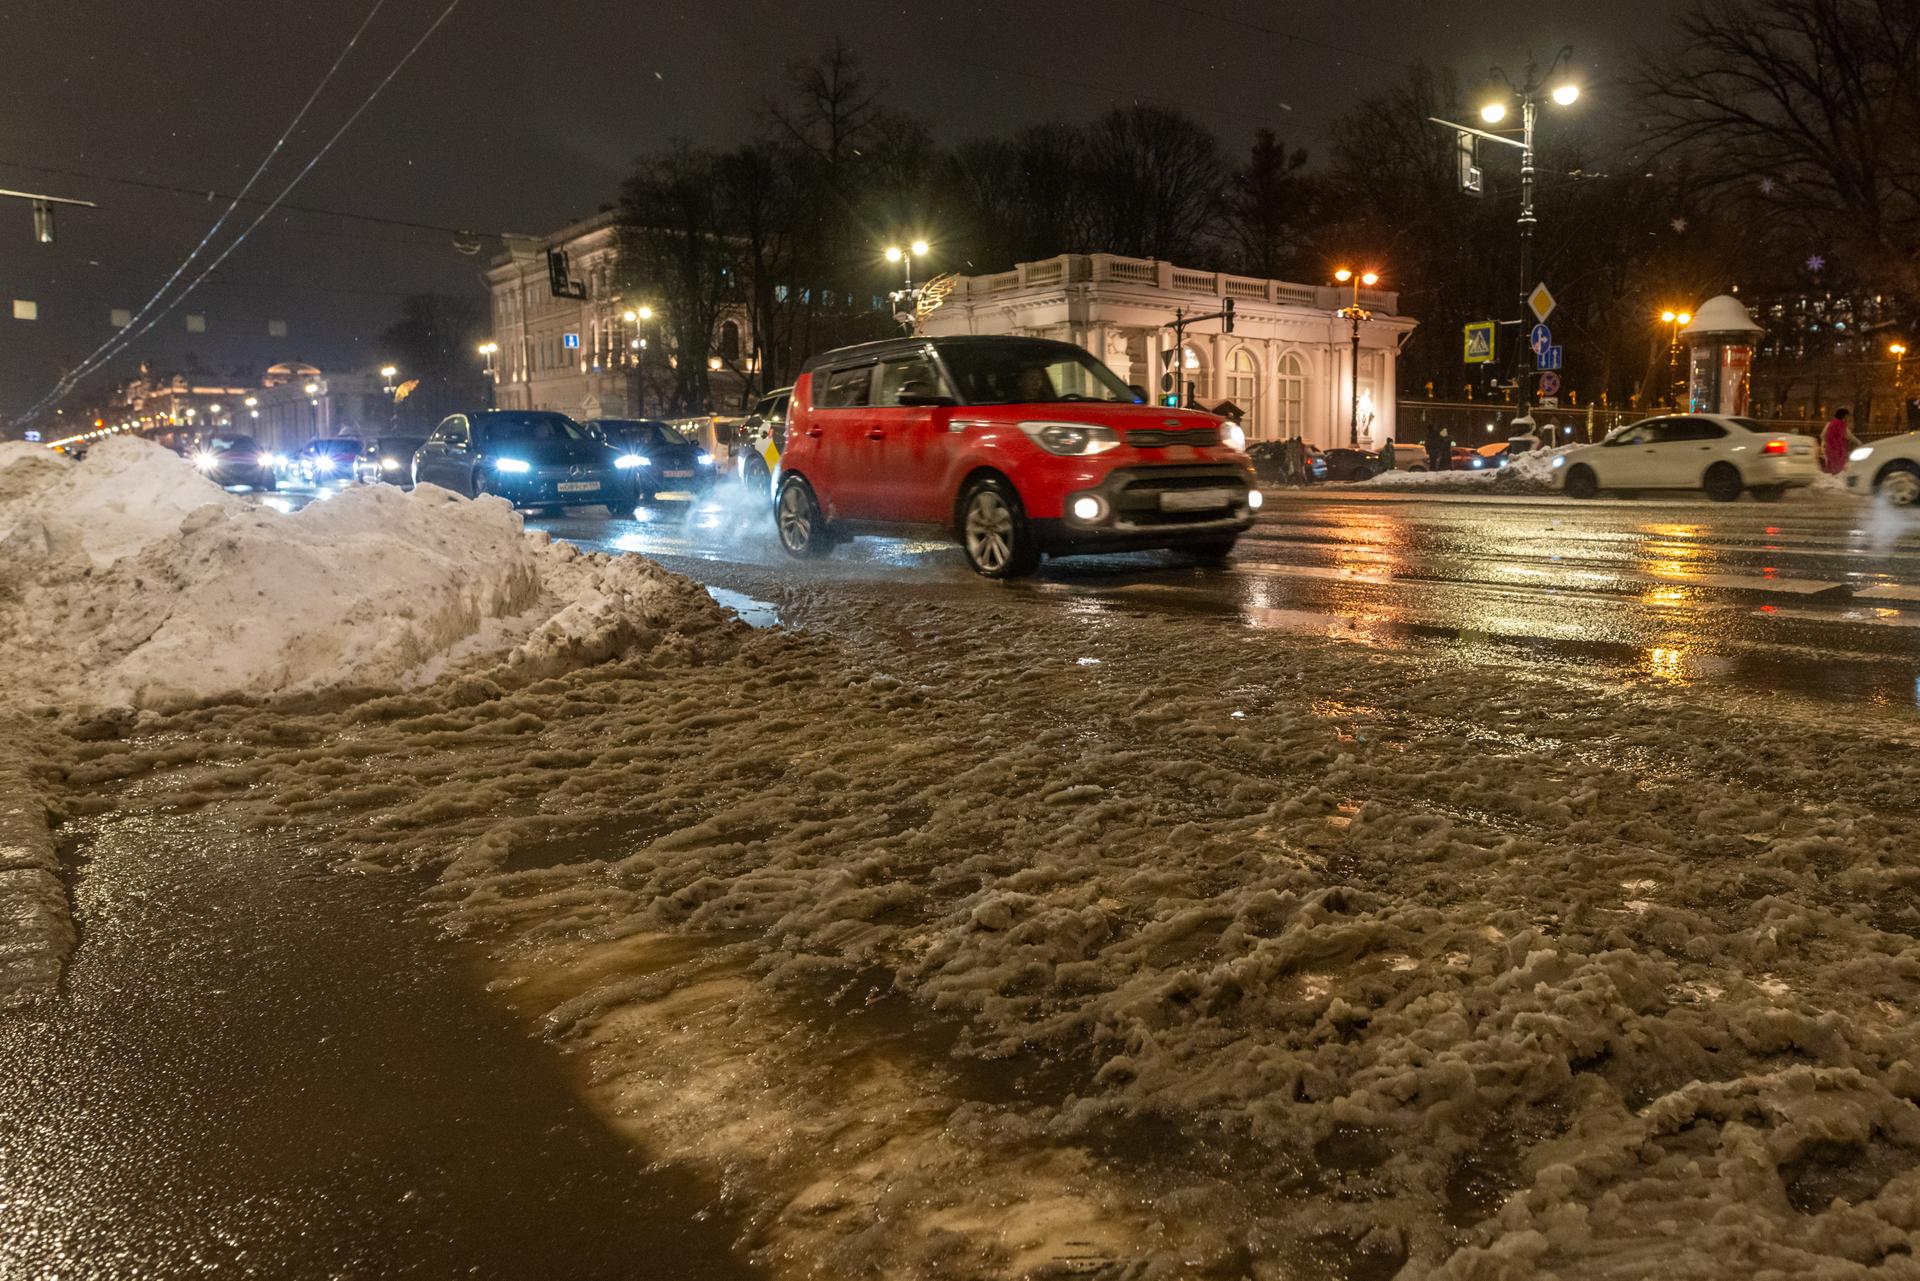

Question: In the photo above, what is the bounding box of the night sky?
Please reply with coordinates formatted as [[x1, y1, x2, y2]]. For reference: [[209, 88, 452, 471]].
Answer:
[[1, 0, 1676, 423]]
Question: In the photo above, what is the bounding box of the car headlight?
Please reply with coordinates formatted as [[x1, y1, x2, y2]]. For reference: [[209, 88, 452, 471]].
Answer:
[[494, 457, 531, 474], [696, 452, 715, 466], [1550, 456, 1566, 469], [259, 452, 282, 468], [1018, 421, 1121, 456], [1221, 422, 1246, 452], [615, 454, 649, 469], [1851, 446, 1874, 462], [192, 451, 218, 470], [381, 457, 400, 470], [314, 455, 335, 472]]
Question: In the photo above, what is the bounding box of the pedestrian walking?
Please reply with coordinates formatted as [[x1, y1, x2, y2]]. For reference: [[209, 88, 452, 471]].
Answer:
[[1822, 408, 1859, 475], [1381, 438, 1396, 471], [1283, 436, 1305, 486]]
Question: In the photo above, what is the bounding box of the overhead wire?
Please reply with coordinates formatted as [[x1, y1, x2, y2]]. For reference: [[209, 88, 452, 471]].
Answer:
[[22, 0, 469, 426]]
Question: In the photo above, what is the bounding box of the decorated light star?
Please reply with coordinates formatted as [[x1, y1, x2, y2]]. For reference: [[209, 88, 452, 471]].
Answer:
[[1758, 177, 1777, 195], [1806, 254, 1826, 272], [1670, 217, 1689, 233]]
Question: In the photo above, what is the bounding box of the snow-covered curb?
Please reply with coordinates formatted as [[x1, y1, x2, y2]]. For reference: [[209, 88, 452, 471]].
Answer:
[[1345, 445, 1573, 493], [0, 722, 71, 1007]]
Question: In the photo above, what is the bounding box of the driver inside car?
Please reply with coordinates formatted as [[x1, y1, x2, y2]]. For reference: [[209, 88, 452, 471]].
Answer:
[[1013, 365, 1055, 402]]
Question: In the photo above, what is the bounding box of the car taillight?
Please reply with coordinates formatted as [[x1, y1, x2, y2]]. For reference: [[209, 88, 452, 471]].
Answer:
[[1762, 439, 1788, 456]]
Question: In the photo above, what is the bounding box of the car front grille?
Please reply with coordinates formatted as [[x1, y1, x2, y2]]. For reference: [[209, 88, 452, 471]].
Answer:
[[1125, 427, 1222, 448], [1110, 466, 1250, 526]]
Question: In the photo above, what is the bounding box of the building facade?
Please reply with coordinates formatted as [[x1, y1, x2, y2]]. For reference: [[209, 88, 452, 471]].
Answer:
[[482, 210, 752, 421], [920, 254, 1417, 449]]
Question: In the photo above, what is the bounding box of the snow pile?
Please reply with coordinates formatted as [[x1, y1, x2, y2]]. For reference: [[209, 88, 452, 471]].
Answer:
[[1359, 445, 1574, 492], [0, 438, 731, 711]]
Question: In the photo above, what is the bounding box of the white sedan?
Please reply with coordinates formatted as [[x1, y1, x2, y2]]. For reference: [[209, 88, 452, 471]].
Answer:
[[1841, 432, 1920, 505], [1550, 414, 1818, 501]]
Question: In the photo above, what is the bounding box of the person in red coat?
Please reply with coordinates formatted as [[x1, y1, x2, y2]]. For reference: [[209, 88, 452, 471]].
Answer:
[[1822, 407, 1860, 474]]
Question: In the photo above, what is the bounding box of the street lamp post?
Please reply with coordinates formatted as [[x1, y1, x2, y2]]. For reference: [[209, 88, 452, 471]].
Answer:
[[1892, 342, 1909, 429], [1333, 267, 1379, 448], [1660, 309, 1692, 408], [621, 306, 654, 415], [379, 365, 399, 429], [883, 240, 929, 293]]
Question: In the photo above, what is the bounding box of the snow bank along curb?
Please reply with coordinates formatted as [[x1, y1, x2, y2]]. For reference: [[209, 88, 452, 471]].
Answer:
[[1348, 444, 1575, 493], [0, 437, 713, 713], [0, 722, 72, 1007]]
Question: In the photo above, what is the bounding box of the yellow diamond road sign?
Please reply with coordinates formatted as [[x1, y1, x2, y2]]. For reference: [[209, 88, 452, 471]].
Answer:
[[1527, 282, 1556, 323]]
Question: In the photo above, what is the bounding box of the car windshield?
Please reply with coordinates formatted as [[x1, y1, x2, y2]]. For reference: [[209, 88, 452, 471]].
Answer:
[[936, 340, 1136, 405], [312, 438, 360, 458], [476, 412, 589, 445], [208, 436, 259, 454], [370, 437, 425, 456], [600, 420, 688, 447]]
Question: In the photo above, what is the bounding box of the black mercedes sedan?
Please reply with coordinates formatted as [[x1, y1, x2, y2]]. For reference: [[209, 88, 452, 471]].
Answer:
[[191, 435, 278, 490]]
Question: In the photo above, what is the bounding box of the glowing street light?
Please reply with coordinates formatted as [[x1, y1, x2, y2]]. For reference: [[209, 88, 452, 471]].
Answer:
[[1332, 267, 1383, 447], [477, 340, 498, 380], [1660, 308, 1694, 407], [883, 239, 930, 291], [1480, 102, 1507, 124]]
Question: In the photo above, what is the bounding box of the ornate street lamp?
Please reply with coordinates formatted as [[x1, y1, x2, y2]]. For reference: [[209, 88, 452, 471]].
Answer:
[[1334, 267, 1380, 448]]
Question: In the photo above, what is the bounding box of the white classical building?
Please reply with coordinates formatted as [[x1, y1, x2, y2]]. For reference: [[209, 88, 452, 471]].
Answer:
[[920, 254, 1416, 448], [482, 210, 752, 420]]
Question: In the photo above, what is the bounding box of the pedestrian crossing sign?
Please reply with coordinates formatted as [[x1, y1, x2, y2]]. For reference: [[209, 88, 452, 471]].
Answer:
[[1463, 321, 1495, 364]]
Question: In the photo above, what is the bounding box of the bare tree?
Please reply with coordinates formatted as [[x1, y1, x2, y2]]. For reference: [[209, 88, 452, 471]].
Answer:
[[1226, 129, 1314, 279], [618, 146, 730, 416], [1639, 0, 1920, 299], [380, 293, 487, 431], [1083, 104, 1228, 263]]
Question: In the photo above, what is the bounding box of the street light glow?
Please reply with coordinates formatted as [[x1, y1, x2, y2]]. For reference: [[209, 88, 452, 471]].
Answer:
[[1360, 272, 1379, 287], [1892, 342, 1908, 356], [1480, 101, 1508, 124], [1661, 310, 1677, 323], [1551, 83, 1580, 106], [477, 341, 497, 355], [244, 397, 257, 407], [637, 306, 653, 320], [885, 246, 903, 263], [379, 365, 397, 379], [305, 382, 319, 394], [622, 310, 637, 322], [1678, 312, 1692, 325], [910, 239, 929, 256], [1333, 267, 1352, 282]]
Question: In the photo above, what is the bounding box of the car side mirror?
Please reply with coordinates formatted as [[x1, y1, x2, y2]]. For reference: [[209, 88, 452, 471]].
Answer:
[[1128, 383, 1149, 403], [895, 393, 955, 407]]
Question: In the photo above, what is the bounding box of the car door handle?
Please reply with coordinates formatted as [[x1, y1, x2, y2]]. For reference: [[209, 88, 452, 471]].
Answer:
[[805, 428, 823, 438], [866, 429, 886, 440]]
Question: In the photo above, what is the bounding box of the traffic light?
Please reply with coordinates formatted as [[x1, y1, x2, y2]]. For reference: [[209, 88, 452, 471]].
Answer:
[[1223, 297, 1235, 334], [547, 249, 572, 297]]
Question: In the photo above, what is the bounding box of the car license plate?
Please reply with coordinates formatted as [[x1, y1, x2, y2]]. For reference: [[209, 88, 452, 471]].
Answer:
[[663, 469, 693, 479], [557, 481, 600, 493], [1160, 488, 1231, 511]]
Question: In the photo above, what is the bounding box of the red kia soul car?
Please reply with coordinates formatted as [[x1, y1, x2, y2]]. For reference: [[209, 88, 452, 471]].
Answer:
[[774, 336, 1260, 577]]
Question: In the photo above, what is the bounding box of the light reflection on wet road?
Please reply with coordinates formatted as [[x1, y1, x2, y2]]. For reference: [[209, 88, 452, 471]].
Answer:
[[265, 481, 1920, 709]]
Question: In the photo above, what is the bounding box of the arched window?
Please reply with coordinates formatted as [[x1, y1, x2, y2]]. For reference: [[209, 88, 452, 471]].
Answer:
[[1226, 347, 1258, 420], [1276, 351, 1306, 438], [719, 320, 741, 363]]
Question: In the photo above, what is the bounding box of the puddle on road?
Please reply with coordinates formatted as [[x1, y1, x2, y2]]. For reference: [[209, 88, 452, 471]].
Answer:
[[705, 585, 780, 628]]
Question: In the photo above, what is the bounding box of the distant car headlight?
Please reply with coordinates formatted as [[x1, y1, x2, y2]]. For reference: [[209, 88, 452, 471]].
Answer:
[[381, 457, 400, 470], [259, 452, 283, 468], [494, 457, 531, 474], [1019, 421, 1121, 456], [315, 455, 335, 472], [1221, 422, 1247, 452], [1470, 458, 1485, 469], [1851, 446, 1874, 462], [192, 450, 218, 471], [615, 454, 649, 469], [1551, 456, 1566, 469], [696, 452, 715, 466]]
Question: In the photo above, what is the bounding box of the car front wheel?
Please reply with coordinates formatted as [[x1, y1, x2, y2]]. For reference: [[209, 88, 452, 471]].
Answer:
[[1703, 462, 1743, 502], [1563, 464, 1598, 499], [959, 477, 1040, 578], [1877, 462, 1920, 506], [776, 476, 831, 558]]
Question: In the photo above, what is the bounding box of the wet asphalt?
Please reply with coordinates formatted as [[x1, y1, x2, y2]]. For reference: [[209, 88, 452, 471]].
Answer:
[[512, 482, 1920, 713]]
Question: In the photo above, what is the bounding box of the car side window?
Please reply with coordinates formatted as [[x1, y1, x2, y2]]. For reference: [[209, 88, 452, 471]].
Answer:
[[1657, 419, 1727, 443], [765, 393, 788, 425], [872, 356, 947, 407], [817, 365, 874, 408], [445, 416, 470, 448]]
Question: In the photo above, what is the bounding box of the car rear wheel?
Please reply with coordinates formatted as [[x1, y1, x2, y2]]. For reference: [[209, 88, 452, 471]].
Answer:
[[960, 477, 1040, 578], [1563, 465, 1598, 499], [1877, 462, 1920, 506], [776, 476, 831, 558], [1703, 462, 1743, 502]]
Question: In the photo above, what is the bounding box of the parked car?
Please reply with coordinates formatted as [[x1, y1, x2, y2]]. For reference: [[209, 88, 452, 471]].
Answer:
[[296, 436, 362, 485], [1842, 431, 1920, 505], [772, 335, 1259, 577], [733, 386, 792, 501], [412, 410, 629, 512], [191, 435, 278, 490], [353, 435, 426, 485], [1320, 448, 1385, 482], [1551, 414, 1817, 500], [584, 418, 717, 500]]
